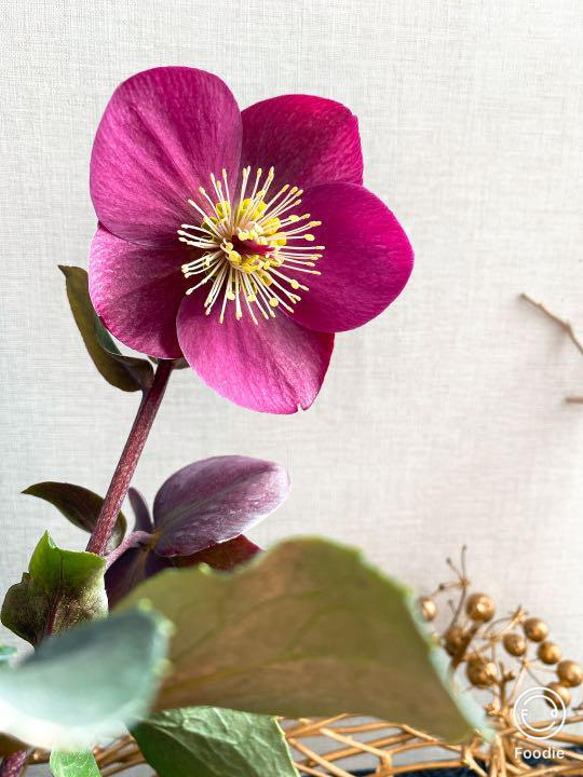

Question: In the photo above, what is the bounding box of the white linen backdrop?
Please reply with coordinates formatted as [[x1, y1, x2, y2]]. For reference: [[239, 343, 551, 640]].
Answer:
[[1, 0, 582, 673]]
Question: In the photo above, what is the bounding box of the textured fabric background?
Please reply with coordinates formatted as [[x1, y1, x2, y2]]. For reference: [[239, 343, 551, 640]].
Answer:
[[1, 0, 582, 664]]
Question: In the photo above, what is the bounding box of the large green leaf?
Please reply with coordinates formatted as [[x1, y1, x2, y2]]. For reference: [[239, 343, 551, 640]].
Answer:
[[50, 750, 100, 777], [1, 532, 108, 646], [0, 607, 171, 750], [120, 538, 484, 742], [134, 708, 298, 777], [23, 481, 126, 551], [60, 265, 153, 392]]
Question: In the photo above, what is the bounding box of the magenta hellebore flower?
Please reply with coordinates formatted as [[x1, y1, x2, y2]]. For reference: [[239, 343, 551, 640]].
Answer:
[[106, 455, 289, 607], [89, 67, 414, 413]]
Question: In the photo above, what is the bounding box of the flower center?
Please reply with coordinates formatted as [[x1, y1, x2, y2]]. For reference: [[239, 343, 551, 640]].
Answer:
[[178, 167, 324, 324]]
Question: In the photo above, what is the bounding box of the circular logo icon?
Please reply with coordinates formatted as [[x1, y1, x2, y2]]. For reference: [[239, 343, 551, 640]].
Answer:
[[513, 686, 566, 741]]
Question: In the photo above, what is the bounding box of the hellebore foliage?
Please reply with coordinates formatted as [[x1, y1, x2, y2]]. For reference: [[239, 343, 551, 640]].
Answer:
[[106, 456, 287, 605], [50, 750, 101, 777], [60, 265, 153, 393], [121, 537, 484, 743], [0, 608, 171, 750], [23, 481, 126, 551], [133, 708, 298, 777]]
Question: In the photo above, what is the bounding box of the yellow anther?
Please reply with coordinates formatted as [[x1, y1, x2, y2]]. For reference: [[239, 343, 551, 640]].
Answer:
[[215, 201, 231, 218], [262, 217, 281, 234], [181, 166, 324, 323]]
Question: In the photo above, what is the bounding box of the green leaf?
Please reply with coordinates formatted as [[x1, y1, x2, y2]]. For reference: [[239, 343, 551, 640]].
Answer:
[[1, 532, 108, 646], [50, 750, 101, 777], [0, 607, 171, 750], [134, 708, 298, 777], [120, 538, 485, 742], [23, 482, 126, 551], [60, 265, 153, 393]]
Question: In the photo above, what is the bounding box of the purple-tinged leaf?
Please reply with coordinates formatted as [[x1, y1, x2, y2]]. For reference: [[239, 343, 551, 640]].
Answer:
[[174, 535, 261, 571], [153, 456, 290, 558], [105, 546, 172, 609], [128, 487, 154, 532], [106, 536, 260, 608]]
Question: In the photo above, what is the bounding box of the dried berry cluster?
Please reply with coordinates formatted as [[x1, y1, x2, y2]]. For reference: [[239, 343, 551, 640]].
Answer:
[[418, 550, 581, 721]]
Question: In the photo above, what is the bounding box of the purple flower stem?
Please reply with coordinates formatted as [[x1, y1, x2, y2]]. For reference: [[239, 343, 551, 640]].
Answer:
[[0, 751, 29, 777], [86, 360, 174, 556]]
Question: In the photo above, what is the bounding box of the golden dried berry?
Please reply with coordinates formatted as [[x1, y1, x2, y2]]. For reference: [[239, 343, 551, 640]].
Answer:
[[537, 641, 561, 665], [557, 660, 583, 688], [465, 593, 495, 622], [545, 681, 571, 708], [503, 633, 527, 657], [523, 617, 549, 643], [418, 596, 437, 622], [466, 655, 497, 687], [444, 625, 466, 657]]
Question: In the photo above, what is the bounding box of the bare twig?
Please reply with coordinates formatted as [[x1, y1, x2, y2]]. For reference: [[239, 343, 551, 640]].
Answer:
[[521, 294, 583, 358], [521, 293, 583, 403]]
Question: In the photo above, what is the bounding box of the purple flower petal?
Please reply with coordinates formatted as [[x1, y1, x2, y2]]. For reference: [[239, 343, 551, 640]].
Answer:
[[91, 67, 242, 246], [153, 456, 290, 557], [176, 292, 335, 414], [128, 487, 154, 533], [89, 225, 185, 358], [241, 95, 363, 195], [285, 183, 414, 333], [105, 546, 172, 609]]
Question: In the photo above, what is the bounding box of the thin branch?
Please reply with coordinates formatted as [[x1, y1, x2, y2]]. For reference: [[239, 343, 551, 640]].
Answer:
[[521, 294, 583, 358]]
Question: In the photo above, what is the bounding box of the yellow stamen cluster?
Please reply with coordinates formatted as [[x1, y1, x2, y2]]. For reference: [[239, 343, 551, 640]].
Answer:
[[178, 166, 324, 324]]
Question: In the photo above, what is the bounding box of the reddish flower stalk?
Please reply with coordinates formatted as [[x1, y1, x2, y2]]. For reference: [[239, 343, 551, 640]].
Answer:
[[86, 360, 174, 556]]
